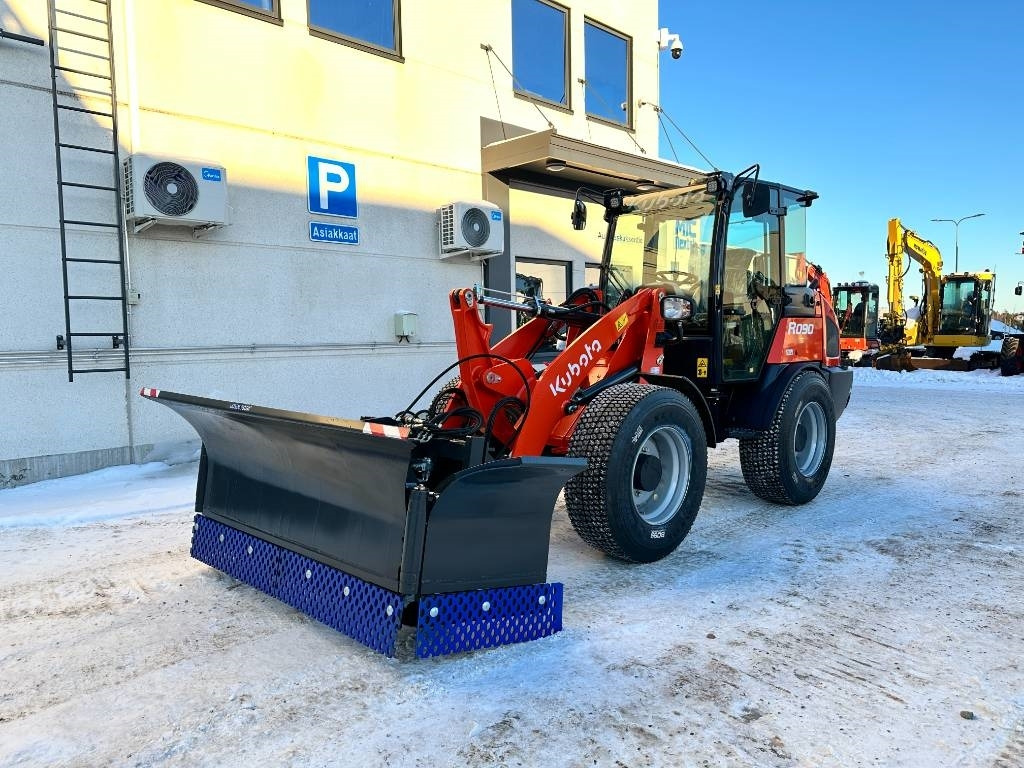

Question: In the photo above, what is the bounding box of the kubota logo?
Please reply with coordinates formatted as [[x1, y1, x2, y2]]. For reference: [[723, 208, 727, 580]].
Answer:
[[548, 340, 602, 396], [787, 321, 815, 335]]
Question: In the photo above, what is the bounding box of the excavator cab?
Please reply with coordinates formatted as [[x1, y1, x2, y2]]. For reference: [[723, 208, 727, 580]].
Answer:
[[937, 274, 994, 337]]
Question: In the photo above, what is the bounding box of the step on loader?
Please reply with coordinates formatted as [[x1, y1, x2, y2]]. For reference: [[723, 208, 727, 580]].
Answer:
[[143, 166, 852, 658]]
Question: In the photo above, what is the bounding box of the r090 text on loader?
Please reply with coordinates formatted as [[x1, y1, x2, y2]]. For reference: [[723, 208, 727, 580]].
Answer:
[[143, 166, 852, 658]]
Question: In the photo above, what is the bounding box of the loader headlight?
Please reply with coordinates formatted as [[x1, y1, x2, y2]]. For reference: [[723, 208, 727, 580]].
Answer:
[[661, 296, 693, 321]]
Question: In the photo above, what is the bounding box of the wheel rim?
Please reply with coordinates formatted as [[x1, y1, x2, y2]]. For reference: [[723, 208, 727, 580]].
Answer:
[[792, 400, 827, 477], [631, 425, 691, 525]]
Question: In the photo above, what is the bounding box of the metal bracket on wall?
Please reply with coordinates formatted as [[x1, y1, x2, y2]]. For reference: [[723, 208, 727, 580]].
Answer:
[[0, 27, 45, 46], [131, 217, 157, 235]]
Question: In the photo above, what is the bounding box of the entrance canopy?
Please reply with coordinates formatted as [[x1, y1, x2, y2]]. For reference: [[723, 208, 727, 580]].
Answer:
[[481, 129, 709, 197]]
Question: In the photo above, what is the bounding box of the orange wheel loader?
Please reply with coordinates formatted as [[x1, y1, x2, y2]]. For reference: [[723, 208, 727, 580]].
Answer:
[[143, 166, 852, 657]]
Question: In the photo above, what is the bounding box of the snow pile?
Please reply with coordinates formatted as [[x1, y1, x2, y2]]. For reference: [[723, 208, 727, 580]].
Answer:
[[0, 461, 195, 529], [852, 365, 1023, 392]]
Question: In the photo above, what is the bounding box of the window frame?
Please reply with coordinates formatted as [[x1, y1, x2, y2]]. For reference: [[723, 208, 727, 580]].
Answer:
[[195, 0, 283, 25], [514, 256, 574, 302], [511, 0, 572, 114], [307, 0, 404, 62], [582, 17, 633, 130]]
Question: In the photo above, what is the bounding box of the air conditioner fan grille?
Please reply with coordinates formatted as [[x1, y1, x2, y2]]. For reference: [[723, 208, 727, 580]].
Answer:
[[144, 162, 199, 217], [460, 207, 491, 248]]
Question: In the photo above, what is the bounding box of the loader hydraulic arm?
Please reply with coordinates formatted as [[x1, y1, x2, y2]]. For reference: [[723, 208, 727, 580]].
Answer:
[[447, 286, 670, 458]]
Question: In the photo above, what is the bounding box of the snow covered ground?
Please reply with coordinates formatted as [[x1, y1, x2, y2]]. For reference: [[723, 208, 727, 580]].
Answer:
[[1, 367, 1023, 768]]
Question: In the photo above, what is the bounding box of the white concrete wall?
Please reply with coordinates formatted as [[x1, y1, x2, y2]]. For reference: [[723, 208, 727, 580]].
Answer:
[[0, 0, 662, 484]]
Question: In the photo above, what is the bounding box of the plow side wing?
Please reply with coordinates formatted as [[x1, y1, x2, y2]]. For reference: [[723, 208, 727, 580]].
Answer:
[[419, 456, 586, 593]]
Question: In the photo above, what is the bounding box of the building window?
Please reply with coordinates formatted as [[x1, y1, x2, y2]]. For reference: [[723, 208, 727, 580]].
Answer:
[[308, 0, 402, 59], [511, 0, 570, 109], [196, 0, 281, 23], [583, 19, 631, 127], [515, 257, 573, 356]]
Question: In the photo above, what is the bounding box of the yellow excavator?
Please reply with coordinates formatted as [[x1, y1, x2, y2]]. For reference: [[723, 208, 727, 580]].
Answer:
[[876, 218, 999, 370]]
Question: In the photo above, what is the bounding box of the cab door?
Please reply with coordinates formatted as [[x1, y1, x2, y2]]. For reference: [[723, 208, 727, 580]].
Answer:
[[720, 185, 783, 382]]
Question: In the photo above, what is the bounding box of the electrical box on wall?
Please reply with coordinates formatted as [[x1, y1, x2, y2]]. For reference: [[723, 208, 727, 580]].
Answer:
[[394, 312, 418, 342]]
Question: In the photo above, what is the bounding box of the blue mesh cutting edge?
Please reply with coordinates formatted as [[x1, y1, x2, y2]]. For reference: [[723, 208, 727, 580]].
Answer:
[[190, 515, 404, 656], [190, 515, 563, 659], [415, 583, 563, 658]]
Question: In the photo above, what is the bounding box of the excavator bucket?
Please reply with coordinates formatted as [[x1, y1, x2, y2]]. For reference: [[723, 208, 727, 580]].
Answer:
[[141, 389, 585, 657]]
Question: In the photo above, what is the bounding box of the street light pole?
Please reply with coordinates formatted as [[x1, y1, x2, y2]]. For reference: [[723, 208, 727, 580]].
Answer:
[[931, 213, 985, 272]]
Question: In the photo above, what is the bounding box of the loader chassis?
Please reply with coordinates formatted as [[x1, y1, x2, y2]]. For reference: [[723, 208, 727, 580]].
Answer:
[[143, 170, 852, 658]]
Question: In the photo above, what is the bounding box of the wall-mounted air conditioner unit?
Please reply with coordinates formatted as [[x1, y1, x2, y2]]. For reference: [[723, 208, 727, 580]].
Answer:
[[123, 153, 228, 236], [438, 201, 504, 260]]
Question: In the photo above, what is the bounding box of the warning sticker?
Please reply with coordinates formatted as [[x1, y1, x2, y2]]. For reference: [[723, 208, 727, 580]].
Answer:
[[696, 357, 709, 378], [615, 314, 628, 332]]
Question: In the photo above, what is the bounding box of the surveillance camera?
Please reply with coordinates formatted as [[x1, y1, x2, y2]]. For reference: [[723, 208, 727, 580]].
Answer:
[[658, 28, 683, 60]]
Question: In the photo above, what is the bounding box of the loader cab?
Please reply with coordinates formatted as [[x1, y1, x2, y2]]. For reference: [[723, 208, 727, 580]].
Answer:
[[602, 176, 817, 386], [834, 283, 880, 342]]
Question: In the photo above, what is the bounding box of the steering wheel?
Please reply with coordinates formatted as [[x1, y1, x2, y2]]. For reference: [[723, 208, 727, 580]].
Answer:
[[655, 270, 700, 292]]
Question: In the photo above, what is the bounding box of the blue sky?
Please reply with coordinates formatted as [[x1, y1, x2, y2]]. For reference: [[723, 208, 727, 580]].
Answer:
[[657, 0, 1024, 313]]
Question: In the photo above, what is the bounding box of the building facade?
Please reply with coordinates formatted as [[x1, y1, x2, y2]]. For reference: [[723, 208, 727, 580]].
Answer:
[[0, 0, 690, 486]]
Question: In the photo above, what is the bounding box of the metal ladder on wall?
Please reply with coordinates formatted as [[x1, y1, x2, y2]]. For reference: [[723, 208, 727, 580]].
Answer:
[[47, 0, 130, 382]]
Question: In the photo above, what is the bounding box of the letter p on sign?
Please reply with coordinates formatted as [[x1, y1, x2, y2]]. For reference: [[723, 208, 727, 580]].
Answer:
[[307, 156, 357, 218]]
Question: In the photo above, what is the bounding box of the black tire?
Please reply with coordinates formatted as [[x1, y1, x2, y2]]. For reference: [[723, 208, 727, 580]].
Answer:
[[564, 384, 707, 563], [427, 377, 465, 420], [739, 371, 836, 505], [1002, 335, 1020, 360]]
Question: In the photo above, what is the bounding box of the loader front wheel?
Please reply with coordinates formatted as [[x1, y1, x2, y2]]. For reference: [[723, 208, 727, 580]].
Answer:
[[565, 384, 707, 563], [739, 371, 836, 505]]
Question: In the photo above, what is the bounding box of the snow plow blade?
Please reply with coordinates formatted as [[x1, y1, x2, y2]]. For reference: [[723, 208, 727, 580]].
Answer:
[[140, 388, 585, 657]]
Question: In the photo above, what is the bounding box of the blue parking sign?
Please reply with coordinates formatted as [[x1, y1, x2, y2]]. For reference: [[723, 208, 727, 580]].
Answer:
[[307, 156, 357, 218]]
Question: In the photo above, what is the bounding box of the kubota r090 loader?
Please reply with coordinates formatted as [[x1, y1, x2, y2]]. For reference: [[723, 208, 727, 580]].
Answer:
[[143, 167, 852, 658]]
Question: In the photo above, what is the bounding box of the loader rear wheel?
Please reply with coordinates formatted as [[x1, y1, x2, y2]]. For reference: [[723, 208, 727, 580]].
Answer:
[[739, 371, 836, 505], [565, 384, 707, 563]]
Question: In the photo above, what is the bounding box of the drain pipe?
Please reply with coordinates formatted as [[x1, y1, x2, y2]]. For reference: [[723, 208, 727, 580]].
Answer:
[[120, 0, 141, 463]]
